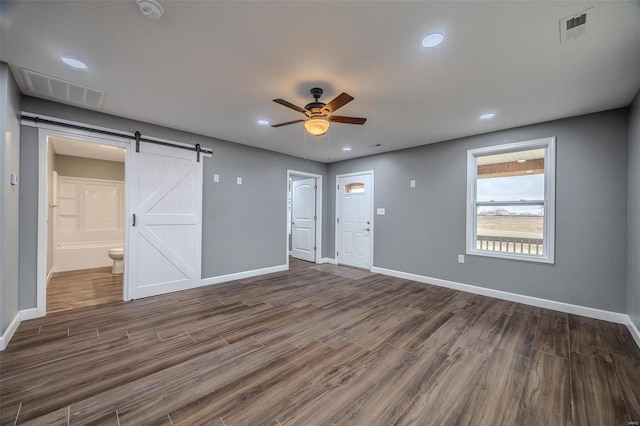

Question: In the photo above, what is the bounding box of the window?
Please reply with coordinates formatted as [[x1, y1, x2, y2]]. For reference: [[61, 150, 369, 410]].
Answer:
[[466, 137, 555, 263], [345, 183, 365, 193]]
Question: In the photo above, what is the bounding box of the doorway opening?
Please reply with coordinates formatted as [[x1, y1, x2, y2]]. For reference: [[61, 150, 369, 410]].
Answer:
[[39, 128, 130, 315], [287, 170, 323, 266]]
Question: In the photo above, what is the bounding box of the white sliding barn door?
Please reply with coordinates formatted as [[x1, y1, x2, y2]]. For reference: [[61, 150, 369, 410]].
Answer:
[[127, 143, 203, 299], [291, 178, 316, 262]]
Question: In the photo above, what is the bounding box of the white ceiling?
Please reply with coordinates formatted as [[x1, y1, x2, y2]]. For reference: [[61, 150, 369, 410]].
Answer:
[[1, 1, 638, 163], [50, 136, 125, 163]]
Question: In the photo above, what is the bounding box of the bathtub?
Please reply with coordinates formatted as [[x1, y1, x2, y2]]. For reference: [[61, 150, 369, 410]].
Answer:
[[53, 176, 125, 272], [54, 240, 124, 272]]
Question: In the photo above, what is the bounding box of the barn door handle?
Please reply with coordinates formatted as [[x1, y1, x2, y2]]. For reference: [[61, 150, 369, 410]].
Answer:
[[132, 214, 136, 227]]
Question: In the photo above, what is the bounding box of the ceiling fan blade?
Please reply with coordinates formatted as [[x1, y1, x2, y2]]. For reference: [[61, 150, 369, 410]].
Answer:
[[322, 93, 354, 114], [273, 99, 308, 115], [271, 119, 306, 128], [328, 115, 367, 125]]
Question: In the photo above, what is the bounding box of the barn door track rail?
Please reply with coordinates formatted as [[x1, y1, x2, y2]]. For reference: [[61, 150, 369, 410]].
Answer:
[[21, 113, 212, 162]]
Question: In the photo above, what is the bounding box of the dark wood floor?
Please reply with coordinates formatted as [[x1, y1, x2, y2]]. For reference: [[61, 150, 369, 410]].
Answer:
[[47, 267, 123, 314], [2, 258, 639, 425]]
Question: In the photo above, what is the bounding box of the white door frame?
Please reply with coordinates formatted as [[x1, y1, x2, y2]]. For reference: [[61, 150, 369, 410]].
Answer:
[[286, 170, 323, 268], [334, 170, 375, 270], [35, 126, 133, 316]]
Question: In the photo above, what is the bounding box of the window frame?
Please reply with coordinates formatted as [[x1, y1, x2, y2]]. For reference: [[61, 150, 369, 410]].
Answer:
[[466, 137, 556, 264]]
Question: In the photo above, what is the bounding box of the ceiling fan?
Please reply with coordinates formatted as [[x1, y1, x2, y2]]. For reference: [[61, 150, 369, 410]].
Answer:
[[271, 88, 367, 136]]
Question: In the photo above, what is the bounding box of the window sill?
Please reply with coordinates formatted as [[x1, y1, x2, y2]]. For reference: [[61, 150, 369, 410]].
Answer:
[[466, 249, 555, 265]]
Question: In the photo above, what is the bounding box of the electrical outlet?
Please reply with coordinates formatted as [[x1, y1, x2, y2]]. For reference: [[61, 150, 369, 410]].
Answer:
[[237, 177, 242, 185], [410, 179, 416, 188], [213, 174, 219, 183], [458, 254, 464, 263]]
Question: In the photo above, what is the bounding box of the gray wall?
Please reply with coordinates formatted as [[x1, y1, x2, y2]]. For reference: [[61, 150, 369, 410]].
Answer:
[[55, 155, 124, 181], [19, 96, 327, 309], [628, 91, 640, 329], [19, 126, 38, 309], [328, 109, 629, 313], [14, 95, 635, 317], [0, 63, 22, 332]]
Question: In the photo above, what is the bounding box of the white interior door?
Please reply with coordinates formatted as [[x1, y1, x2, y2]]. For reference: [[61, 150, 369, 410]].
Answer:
[[291, 178, 316, 262], [336, 172, 372, 269], [127, 143, 203, 299]]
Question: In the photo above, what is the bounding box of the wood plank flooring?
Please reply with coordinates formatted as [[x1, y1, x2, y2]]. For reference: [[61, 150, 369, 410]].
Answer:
[[2, 258, 639, 425], [47, 267, 123, 314]]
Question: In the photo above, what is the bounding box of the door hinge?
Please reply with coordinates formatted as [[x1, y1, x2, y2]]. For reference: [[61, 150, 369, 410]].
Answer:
[[314, 246, 317, 251], [132, 213, 136, 227], [337, 184, 339, 190], [314, 215, 317, 220], [314, 185, 317, 190], [336, 251, 339, 257], [337, 217, 339, 223]]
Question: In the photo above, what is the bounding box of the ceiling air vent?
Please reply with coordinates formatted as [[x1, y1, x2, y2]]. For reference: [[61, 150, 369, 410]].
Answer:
[[560, 8, 591, 43], [21, 69, 106, 109]]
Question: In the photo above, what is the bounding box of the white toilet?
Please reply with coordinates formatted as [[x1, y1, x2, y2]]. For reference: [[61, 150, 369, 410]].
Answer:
[[108, 247, 124, 274]]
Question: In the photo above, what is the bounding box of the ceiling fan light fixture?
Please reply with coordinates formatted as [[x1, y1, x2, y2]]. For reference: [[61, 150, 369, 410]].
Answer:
[[304, 118, 330, 136]]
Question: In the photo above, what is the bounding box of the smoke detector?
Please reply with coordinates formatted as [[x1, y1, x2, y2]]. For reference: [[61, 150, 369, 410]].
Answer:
[[137, 0, 164, 19]]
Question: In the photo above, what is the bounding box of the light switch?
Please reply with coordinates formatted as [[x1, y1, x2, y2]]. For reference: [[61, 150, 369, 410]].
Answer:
[[236, 177, 242, 185], [377, 208, 385, 215], [10, 173, 18, 185], [410, 180, 416, 188], [213, 174, 219, 183], [458, 255, 465, 263]]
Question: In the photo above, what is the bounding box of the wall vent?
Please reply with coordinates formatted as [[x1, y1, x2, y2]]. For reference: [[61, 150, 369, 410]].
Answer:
[[560, 8, 591, 43], [21, 69, 106, 109]]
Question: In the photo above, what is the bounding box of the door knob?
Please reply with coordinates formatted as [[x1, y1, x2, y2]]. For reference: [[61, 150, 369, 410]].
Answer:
[[364, 228, 370, 231]]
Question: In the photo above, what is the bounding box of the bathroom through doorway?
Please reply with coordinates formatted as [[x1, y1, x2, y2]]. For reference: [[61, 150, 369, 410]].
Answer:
[[44, 134, 126, 313]]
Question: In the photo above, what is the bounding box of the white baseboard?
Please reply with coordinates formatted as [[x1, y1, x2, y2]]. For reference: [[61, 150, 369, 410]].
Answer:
[[320, 258, 338, 265], [20, 308, 41, 321], [0, 307, 47, 351], [0, 312, 22, 351], [627, 317, 640, 348], [371, 266, 629, 325], [201, 264, 288, 287]]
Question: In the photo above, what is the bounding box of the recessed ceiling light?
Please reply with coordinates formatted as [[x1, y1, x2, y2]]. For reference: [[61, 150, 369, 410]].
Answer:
[[257, 119, 270, 126], [343, 146, 352, 152], [517, 159, 527, 163], [60, 57, 88, 70], [480, 113, 496, 120], [422, 33, 444, 48]]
